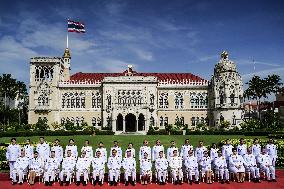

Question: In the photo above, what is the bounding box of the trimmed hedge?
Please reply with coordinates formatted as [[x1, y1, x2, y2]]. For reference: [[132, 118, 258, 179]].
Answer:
[[147, 129, 168, 135], [0, 130, 94, 137], [185, 130, 282, 136]]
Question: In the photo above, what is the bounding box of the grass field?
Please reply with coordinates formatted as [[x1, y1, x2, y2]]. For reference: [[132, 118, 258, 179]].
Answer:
[[0, 135, 269, 158]]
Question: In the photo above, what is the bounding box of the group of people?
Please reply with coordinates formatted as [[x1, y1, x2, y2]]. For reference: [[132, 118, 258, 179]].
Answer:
[[6, 137, 277, 186]]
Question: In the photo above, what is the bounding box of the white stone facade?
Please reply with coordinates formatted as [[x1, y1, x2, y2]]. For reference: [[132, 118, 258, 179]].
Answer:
[[28, 49, 244, 134]]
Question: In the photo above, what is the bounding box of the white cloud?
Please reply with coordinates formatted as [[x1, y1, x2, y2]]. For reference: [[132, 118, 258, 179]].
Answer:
[[242, 67, 284, 81], [131, 48, 154, 61]]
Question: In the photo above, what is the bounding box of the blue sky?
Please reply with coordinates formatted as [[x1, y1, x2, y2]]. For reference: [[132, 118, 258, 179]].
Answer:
[[0, 0, 284, 91]]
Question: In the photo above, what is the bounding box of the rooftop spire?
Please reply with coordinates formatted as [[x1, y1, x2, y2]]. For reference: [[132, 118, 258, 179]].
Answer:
[[63, 48, 71, 59]]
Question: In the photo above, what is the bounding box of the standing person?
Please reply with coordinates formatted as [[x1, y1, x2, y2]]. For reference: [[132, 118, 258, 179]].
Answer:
[[92, 150, 106, 186], [257, 148, 276, 182], [51, 139, 63, 163], [6, 138, 21, 179], [200, 151, 213, 184], [110, 141, 122, 162], [122, 150, 136, 186], [237, 138, 247, 156], [12, 149, 29, 185], [65, 139, 78, 159], [167, 141, 179, 160], [252, 138, 261, 158], [139, 140, 151, 161], [265, 138, 277, 167], [243, 147, 260, 183], [29, 151, 44, 185], [96, 142, 107, 163], [222, 139, 233, 163], [152, 140, 164, 162], [180, 139, 193, 160], [44, 151, 59, 186], [195, 141, 207, 162], [210, 143, 219, 161], [155, 151, 168, 185], [124, 143, 135, 158], [24, 139, 34, 160], [169, 150, 183, 185], [214, 150, 230, 184], [36, 137, 50, 161], [76, 151, 91, 186], [81, 140, 93, 159], [107, 149, 121, 186], [60, 150, 76, 186], [184, 150, 199, 185], [229, 148, 245, 183], [140, 152, 152, 185]]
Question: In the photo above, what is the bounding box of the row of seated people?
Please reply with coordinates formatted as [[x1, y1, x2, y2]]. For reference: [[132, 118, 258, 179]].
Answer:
[[10, 145, 276, 186]]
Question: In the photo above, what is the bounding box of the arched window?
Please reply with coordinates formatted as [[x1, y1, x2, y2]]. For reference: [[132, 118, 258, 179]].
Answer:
[[92, 92, 101, 108], [38, 93, 48, 106], [164, 117, 168, 126], [150, 94, 155, 105], [61, 92, 85, 109], [160, 116, 164, 127], [97, 118, 101, 127], [106, 116, 112, 128], [180, 116, 184, 126], [230, 94, 235, 105], [159, 93, 168, 108], [175, 92, 183, 109], [92, 117, 96, 127], [191, 117, 196, 126]]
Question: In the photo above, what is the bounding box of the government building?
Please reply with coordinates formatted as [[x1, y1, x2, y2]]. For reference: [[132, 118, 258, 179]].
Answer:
[[28, 49, 244, 134]]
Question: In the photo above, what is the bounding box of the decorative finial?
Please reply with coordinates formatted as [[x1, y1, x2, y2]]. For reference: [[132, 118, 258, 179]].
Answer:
[[63, 48, 71, 58], [127, 65, 133, 76], [221, 51, 229, 60]]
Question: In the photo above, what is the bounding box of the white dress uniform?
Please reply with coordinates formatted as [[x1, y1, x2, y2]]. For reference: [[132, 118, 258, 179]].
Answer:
[[214, 156, 229, 180], [229, 154, 245, 173], [92, 156, 105, 183], [122, 157, 136, 182], [210, 148, 219, 160], [252, 144, 261, 158], [110, 147, 122, 161], [44, 157, 59, 182], [124, 148, 136, 158], [222, 144, 233, 161], [257, 154, 276, 180], [167, 147, 179, 160], [76, 157, 91, 182], [155, 156, 168, 183], [96, 147, 107, 162], [139, 146, 151, 161], [140, 158, 152, 176], [65, 145, 78, 159], [184, 155, 199, 181], [60, 156, 76, 182], [195, 146, 207, 162], [237, 144, 247, 156], [152, 145, 164, 161], [12, 156, 29, 183], [36, 142, 50, 161], [107, 155, 121, 182], [81, 146, 93, 159], [200, 156, 212, 173], [29, 157, 44, 175], [51, 145, 63, 163], [243, 154, 260, 179], [169, 156, 183, 182], [180, 144, 193, 159], [24, 144, 34, 160], [6, 144, 20, 178], [265, 144, 277, 167]]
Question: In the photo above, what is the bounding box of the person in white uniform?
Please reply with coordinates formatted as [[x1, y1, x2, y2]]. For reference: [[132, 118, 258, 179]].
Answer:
[[36, 137, 50, 161], [237, 138, 247, 156], [6, 138, 21, 179], [107, 149, 121, 186], [257, 148, 276, 182], [44, 151, 59, 186], [214, 150, 230, 184], [12, 149, 29, 185], [243, 147, 260, 183], [152, 140, 164, 162], [76, 151, 91, 186], [139, 140, 151, 161], [110, 141, 122, 162], [180, 139, 193, 160], [92, 150, 106, 186], [169, 150, 183, 185], [81, 140, 93, 159], [229, 148, 245, 183], [199, 151, 213, 184], [265, 138, 277, 167], [252, 138, 261, 158], [29, 151, 44, 185], [60, 150, 76, 186], [140, 152, 152, 185], [167, 141, 179, 160], [122, 150, 136, 186], [195, 141, 207, 162], [24, 139, 34, 160], [65, 139, 78, 159], [155, 151, 168, 185], [184, 150, 199, 185], [124, 143, 135, 158], [222, 139, 233, 164], [96, 142, 107, 163], [51, 139, 63, 163]]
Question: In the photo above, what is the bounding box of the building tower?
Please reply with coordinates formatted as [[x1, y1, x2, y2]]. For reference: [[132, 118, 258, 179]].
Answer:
[[210, 51, 244, 128], [62, 48, 71, 80]]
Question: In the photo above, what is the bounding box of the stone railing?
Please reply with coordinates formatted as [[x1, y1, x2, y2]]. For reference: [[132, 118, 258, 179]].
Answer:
[[158, 79, 209, 87], [58, 80, 101, 87]]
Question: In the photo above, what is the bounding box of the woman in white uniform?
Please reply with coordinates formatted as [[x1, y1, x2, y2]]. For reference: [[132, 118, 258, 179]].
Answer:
[[229, 148, 245, 183]]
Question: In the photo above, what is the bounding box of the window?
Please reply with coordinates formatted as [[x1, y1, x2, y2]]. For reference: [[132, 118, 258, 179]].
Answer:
[[160, 116, 164, 127], [62, 92, 86, 109], [232, 114, 236, 125], [106, 116, 112, 127], [230, 94, 235, 106], [159, 93, 168, 108], [190, 92, 208, 109], [38, 93, 49, 106], [180, 116, 184, 126], [150, 94, 154, 105], [191, 117, 196, 126], [150, 117, 155, 127], [175, 92, 183, 109], [106, 95, 112, 109], [92, 117, 96, 127], [164, 117, 168, 126], [34, 65, 54, 82], [92, 92, 101, 108], [97, 118, 101, 127]]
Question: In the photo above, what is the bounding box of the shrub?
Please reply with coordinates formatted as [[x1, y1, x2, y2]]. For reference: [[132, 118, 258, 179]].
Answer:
[[35, 118, 49, 131], [147, 129, 168, 135], [64, 120, 75, 131], [0, 130, 93, 137]]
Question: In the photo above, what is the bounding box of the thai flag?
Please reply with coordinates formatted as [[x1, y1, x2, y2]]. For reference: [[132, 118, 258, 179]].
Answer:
[[68, 20, 85, 33]]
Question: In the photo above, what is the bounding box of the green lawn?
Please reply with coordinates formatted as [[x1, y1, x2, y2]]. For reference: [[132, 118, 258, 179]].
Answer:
[[0, 135, 268, 158]]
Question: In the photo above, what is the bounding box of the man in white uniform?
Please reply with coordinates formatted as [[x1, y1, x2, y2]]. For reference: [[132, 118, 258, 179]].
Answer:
[[214, 150, 230, 184], [252, 138, 261, 158], [243, 147, 260, 183], [124, 143, 135, 158], [195, 141, 207, 162], [81, 140, 93, 159], [265, 138, 277, 167], [122, 150, 136, 186], [152, 140, 164, 162], [155, 151, 168, 185], [180, 139, 193, 160], [51, 139, 63, 163], [29, 151, 44, 185], [140, 152, 152, 185], [107, 149, 121, 186], [60, 150, 76, 186], [6, 138, 21, 179], [167, 141, 179, 160], [65, 139, 78, 159], [229, 148, 245, 183], [169, 150, 183, 185], [139, 140, 151, 161], [76, 151, 91, 186], [44, 151, 59, 186], [12, 149, 29, 185], [257, 148, 276, 182], [36, 137, 50, 161], [200, 151, 213, 184], [237, 138, 247, 156], [184, 150, 199, 184], [24, 139, 34, 160], [92, 150, 105, 186], [222, 139, 233, 164], [96, 142, 107, 163], [110, 141, 122, 162]]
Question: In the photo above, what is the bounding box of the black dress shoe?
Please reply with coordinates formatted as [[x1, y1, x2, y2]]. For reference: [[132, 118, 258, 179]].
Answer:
[[179, 180, 182, 185], [195, 181, 200, 184], [76, 181, 80, 186], [83, 181, 87, 186], [12, 182, 17, 185], [60, 181, 63, 186], [272, 179, 277, 182], [189, 180, 192, 185], [99, 181, 103, 186], [109, 181, 113, 186], [49, 181, 53, 186], [114, 182, 118, 186], [93, 180, 97, 186], [125, 181, 129, 186], [226, 180, 230, 184], [221, 180, 225, 184], [45, 181, 49, 186]]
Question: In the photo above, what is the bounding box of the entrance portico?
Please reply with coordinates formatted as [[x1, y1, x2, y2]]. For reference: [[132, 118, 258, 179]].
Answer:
[[114, 113, 146, 134]]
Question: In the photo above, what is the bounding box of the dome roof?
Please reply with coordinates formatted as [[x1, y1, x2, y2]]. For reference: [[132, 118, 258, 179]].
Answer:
[[214, 51, 237, 73]]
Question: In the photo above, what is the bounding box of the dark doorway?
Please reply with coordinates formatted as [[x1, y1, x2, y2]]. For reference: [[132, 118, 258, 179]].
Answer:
[[125, 113, 136, 132], [116, 114, 123, 131], [138, 114, 145, 131]]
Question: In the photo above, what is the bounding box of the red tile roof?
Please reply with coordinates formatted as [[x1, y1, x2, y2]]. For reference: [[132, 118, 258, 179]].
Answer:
[[70, 70, 207, 82]]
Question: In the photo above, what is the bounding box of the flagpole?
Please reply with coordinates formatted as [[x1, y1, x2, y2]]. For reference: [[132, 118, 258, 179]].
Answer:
[[67, 31, 69, 48]]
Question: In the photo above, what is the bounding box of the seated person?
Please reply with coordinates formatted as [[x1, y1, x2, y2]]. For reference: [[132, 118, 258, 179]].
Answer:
[[122, 150, 136, 186], [257, 148, 276, 182], [229, 148, 245, 183], [184, 150, 199, 184], [140, 152, 152, 185], [92, 150, 105, 186], [76, 151, 91, 186], [169, 150, 183, 185], [44, 151, 60, 186], [107, 149, 121, 186], [29, 151, 44, 185], [60, 150, 76, 186], [214, 150, 230, 184], [155, 151, 168, 185], [243, 147, 260, 183], [199, 151, 213, 184], [12, 149, 29, 185]]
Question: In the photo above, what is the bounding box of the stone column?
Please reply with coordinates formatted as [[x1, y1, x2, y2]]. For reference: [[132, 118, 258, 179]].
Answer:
[[136, 119, 138, 132], [123, 118, 126, 132]]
